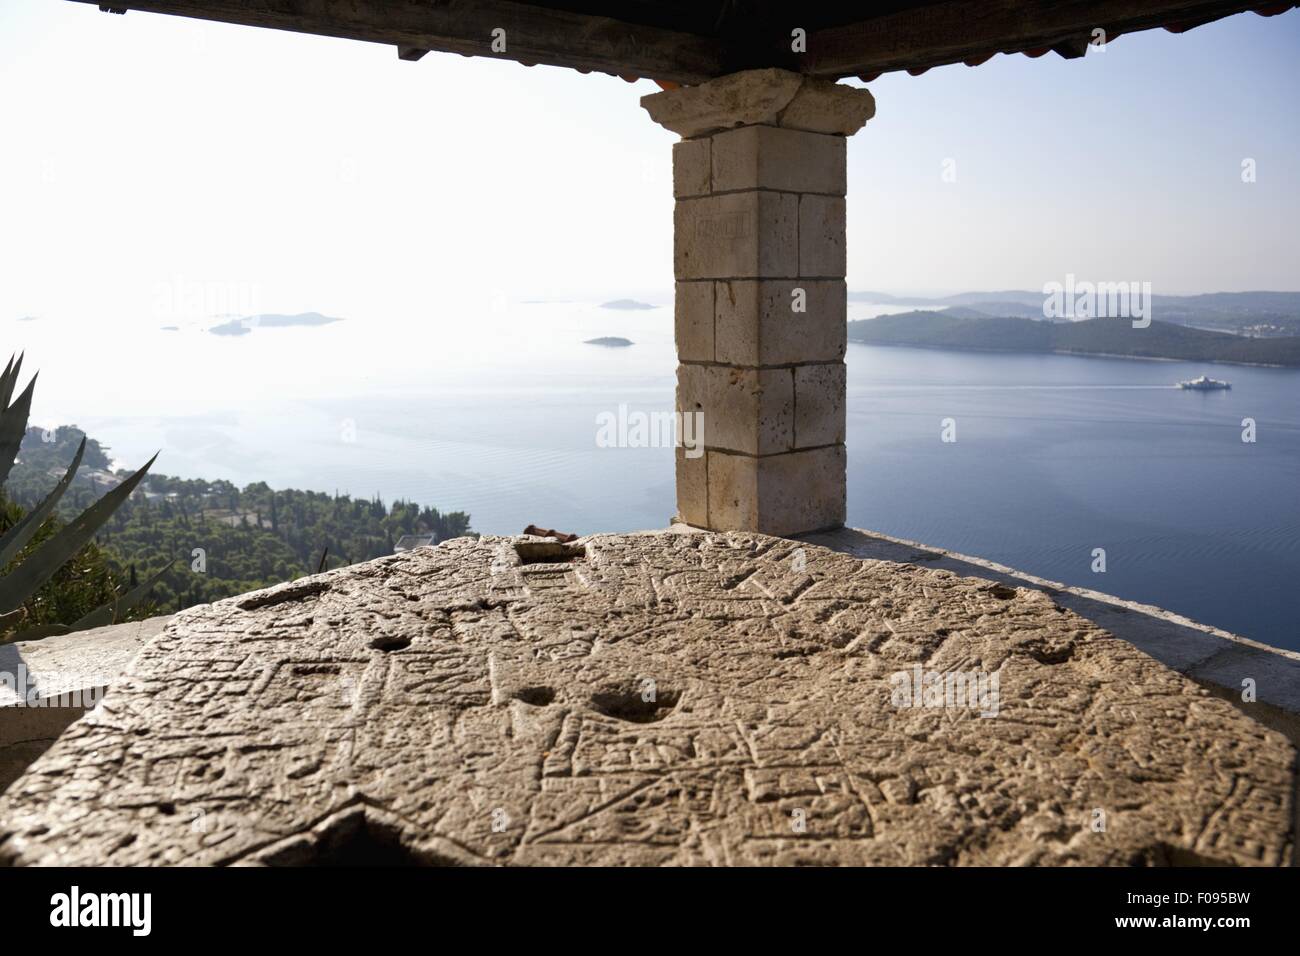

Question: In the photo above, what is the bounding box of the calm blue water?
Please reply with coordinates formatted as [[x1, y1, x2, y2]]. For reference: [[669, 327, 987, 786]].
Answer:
[[845, 346, 1299, 652], [76, 310, 1300, 651]]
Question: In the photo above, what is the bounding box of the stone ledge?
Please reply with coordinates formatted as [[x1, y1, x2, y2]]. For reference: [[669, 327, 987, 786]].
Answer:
[[0, 615, 172, 793]]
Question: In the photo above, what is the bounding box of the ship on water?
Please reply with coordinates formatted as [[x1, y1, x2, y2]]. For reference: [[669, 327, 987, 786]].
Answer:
[[1178, 375, 1231, 390]]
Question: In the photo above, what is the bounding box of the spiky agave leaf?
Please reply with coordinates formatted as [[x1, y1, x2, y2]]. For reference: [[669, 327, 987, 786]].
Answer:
[[0, 438, 86, 569], [0, 451, 157, 614], [0, 365, 37, 487], [0, 353, 23, 410], [66, 559, 175, 632], [0, 560, 176, 645]]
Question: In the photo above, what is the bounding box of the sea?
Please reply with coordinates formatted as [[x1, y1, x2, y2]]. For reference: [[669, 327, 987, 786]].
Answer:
[[16, 300, 1299, 651]]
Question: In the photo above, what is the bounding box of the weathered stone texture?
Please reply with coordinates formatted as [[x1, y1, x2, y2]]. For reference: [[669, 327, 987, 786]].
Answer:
[[710, 125, 846, 195], [708, 448, 846, 535], [642, 68, 876, 139], [672, 138, 711, 199], [674, 447, 707, 528], [2, 533, 1286, 867], [673, 280, 714, 362], [798, 194, 846, 277], [714, 279, 846, 367], [794, 363, 847, 448], [674, 191, 798, 280]]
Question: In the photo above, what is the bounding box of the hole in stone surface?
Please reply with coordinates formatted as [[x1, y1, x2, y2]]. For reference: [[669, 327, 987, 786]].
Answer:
[[987, 585, 1017, 600], [370, 635, 411, 652], [515, 540, 585, 565], [157, 802, 176, 816], [1024, 643, 1073, 665], [591, 686, 680, 723], [514, 686, 555, 706], [260, 811, 448, 867]]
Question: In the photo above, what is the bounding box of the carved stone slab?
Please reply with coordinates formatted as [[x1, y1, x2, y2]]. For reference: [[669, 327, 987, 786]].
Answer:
[[0, 532, 1292, 865]]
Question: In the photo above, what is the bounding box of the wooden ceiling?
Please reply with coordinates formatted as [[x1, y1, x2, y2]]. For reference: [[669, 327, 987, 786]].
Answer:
[[78, 1, 1297, 83]]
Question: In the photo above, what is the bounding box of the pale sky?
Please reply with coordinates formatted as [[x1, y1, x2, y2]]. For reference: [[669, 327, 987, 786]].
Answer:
[[1, 0, 1298, 333]]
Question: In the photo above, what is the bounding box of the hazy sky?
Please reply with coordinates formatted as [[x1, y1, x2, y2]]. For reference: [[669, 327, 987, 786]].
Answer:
[[2, 1, 1298, 332]]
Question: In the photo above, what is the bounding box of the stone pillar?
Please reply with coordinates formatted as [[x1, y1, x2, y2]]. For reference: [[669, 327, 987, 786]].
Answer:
[[642, 69, 875, 537]]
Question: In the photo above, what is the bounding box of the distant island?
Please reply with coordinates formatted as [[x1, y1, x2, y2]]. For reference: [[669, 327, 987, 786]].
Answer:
[[848, 311, 1300, 367], [849, 290, 1300, 337], [600, 299, 655, 311], [584, 336, 633, 347], [209, 312, 343, 336]]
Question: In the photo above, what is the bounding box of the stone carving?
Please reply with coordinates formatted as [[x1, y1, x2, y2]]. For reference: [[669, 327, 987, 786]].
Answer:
[[0, 532, 1291, 866]]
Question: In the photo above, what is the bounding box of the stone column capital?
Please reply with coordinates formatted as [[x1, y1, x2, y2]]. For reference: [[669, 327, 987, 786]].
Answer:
[[641, 68, 876, 139]]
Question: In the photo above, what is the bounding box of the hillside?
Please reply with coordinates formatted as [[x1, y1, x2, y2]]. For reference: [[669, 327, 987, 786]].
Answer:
[[847, 312, 1300, 367], [6, 427, 472, 615], [848, 290, 1300, 336]]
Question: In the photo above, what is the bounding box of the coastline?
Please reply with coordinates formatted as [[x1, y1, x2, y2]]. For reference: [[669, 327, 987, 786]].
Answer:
[[846, 339, 1295, 369]]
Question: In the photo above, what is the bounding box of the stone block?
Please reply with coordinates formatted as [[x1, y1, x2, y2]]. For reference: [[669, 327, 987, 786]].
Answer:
[[675, 191, 798, 280], [676, 362, 707, 418], [675, 445, 708, 528], [798, 195, 846, 277], [672, 138, 711, 198], [642, 68, 875, 139], [704, 366, 793, 455], [715, 279, 846, 366], [780, 79, 877, 135], [674, 281, 714, 362], [708, 445, 846, 536], [794, 363, 846, 448], [710, 125, 845, 196]]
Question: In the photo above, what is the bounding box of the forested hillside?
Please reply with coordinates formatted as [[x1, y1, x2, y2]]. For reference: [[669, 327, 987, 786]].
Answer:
[[4, 427, 472, 614]]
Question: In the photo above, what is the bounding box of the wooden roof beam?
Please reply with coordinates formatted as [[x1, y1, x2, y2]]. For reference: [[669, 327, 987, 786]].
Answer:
[[800, 0, 1283, 78], [71, 0, 728, 84]]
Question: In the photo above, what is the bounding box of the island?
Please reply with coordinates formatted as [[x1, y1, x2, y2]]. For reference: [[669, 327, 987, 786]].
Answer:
[[847, 312, 1300, 367], [584, 336, 634, 347], [849, 290, 1300, 337], [600, 299, 656, 311], [209, 312, 343, 336]]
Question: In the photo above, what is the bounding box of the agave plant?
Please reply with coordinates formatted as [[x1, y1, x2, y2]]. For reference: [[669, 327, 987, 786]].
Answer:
[[0, 353, 164, 642]]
